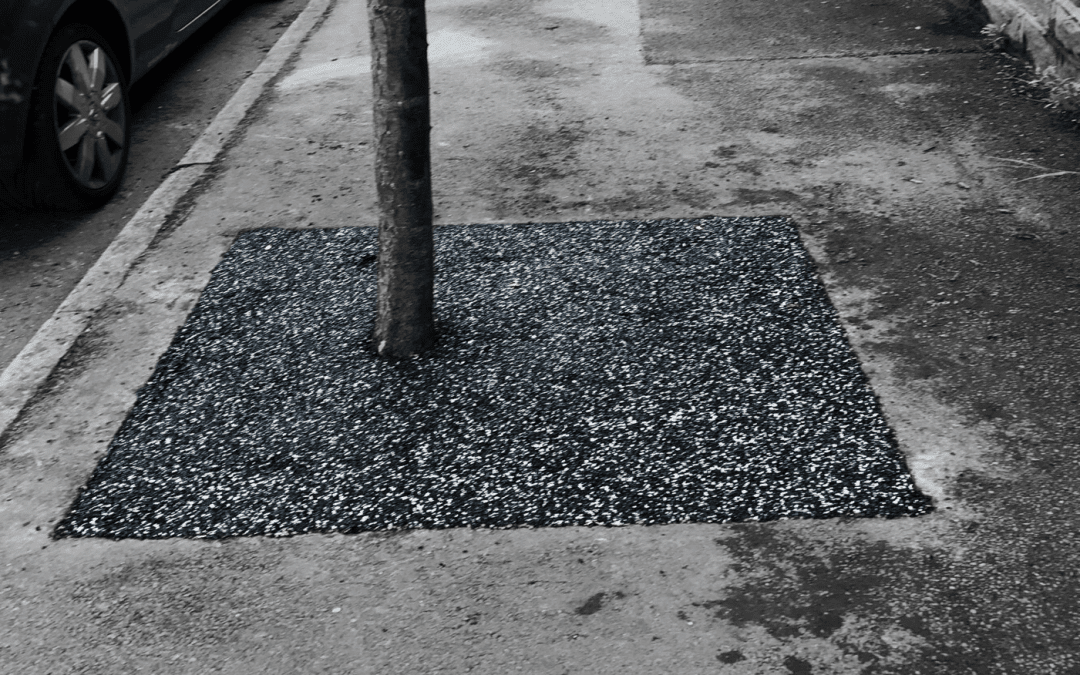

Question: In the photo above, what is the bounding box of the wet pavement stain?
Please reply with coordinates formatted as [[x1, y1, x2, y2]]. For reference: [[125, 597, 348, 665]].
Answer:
[[717, 649, 746, 664], [784, 654, 814, 674], [574, 590, 625, 616], [698, 523, 1080, 673], [575, 592, 607, 616], [731, 188, 805, 206]]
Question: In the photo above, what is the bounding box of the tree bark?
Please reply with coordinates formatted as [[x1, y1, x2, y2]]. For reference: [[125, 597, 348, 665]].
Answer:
[[367, 0, 435, 358]]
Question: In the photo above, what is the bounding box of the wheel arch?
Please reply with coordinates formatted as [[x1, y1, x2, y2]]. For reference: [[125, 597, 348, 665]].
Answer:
[[53, 0, 133, 83]]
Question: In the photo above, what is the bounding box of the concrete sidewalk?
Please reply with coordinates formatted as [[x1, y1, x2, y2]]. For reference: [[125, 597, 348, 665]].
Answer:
[[2, 0, 1079, 672]]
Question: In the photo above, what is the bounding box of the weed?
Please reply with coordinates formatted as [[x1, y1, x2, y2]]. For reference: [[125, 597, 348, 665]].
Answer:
[[1029, 66, 1080, 113], [989, 156, 1080, 181], [981, 23, 1080, 126], [980, 23, 1010, 52]]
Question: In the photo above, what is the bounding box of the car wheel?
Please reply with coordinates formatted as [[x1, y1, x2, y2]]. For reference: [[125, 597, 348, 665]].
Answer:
[[3, 23, 130, 211]]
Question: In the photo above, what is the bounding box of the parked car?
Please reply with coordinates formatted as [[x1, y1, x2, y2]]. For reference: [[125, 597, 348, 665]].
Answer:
[[0, 0, 234, 210]]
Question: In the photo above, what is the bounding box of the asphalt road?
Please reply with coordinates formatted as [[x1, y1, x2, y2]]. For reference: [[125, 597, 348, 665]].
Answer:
[[0, 0, 311, 374]]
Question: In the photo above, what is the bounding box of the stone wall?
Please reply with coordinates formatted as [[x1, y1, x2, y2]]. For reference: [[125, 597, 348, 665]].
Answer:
[[982, 0, 1080, 77]]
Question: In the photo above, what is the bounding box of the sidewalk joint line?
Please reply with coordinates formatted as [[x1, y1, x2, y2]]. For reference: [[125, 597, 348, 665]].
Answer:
[[649, 47, 985, 65]]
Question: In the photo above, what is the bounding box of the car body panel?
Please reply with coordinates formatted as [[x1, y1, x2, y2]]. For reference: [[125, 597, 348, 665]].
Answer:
[[173, 0, 221, 34], [129, 0, 179, 78]]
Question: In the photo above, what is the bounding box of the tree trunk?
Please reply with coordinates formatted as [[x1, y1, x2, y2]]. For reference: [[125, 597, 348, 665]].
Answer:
[[367, 0, 435, 358]]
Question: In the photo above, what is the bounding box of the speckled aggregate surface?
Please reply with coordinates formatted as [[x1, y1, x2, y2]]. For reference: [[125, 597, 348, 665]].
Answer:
[[55, 217, 931, 539]]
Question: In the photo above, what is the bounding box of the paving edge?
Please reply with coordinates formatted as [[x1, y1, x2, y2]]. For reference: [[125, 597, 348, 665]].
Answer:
[[0, 0, 336, 443]]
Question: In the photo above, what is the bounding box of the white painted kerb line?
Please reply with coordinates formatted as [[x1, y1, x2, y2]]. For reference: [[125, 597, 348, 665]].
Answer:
[[0, 0, 335, 441]]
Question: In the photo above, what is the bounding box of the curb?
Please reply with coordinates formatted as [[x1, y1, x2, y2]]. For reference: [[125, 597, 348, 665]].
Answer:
[[0, 0, 336, 443]]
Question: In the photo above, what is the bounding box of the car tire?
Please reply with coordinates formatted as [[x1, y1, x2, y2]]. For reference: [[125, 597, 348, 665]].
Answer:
[[0, 23, 130, 211]]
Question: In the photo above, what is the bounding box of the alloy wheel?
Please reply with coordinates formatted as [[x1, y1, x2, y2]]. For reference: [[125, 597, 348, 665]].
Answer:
[[53, 40, 126, 190]]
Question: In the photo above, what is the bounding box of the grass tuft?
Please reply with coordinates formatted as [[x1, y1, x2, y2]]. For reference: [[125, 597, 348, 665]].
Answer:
[[989, 156, 1080, 182]]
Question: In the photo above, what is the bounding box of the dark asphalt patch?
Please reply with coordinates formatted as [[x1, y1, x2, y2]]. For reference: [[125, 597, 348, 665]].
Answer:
[[55, 217, 932, 539]]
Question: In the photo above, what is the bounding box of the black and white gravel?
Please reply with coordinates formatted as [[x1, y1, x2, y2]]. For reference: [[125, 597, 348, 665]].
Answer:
[[55, 217, 932, 539]]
